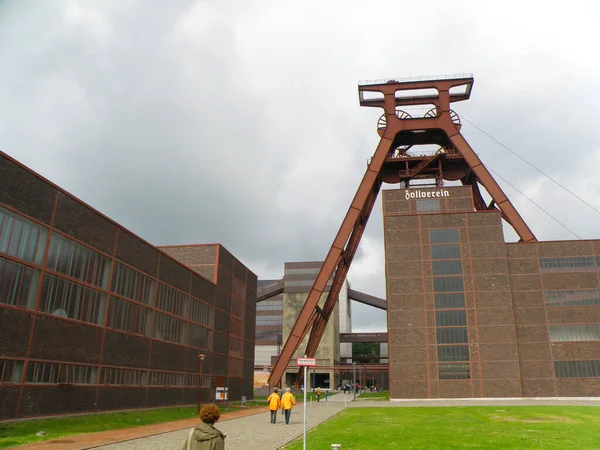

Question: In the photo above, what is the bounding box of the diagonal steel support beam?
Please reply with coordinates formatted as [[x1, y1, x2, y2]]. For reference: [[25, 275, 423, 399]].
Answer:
[[267, 136, 393, 387], [449, 132, 536, 243], [293, 177, 382, 386]]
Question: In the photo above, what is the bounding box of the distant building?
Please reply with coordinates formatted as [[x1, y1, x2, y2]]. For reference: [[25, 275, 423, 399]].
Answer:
[[255, 261, 351, 389], [0, 151, 256, 420]]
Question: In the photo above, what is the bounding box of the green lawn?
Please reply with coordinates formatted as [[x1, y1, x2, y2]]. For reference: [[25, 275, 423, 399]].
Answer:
[[357, 390, 389, 400], [0, 402, 259, 449], [283, 406, 600, 449]]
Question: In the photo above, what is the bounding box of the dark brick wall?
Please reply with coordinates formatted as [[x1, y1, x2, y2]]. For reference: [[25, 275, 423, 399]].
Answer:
[[97, 387, 147, 411], [29, 316, 103, 364], [0, 386, 20, 420], [53, 192, 117, 256], [218, 246, 234, 272], [215, 288, 231, 313], [116, 231, 159, 276], [146, 387, 184, 407], [0, 307, 33, 358], [19, 386, 97, 417], [0, 153, 57, 225], [102, 330, 150, 368], [150, 340, 186, 371], [214, 309, 231, 334], [191, 274, 215, 305], [213, 332, 229, 356], [212, 353, 228, 376], [158, 254, 191, 293], [228, 376, 241, 400]]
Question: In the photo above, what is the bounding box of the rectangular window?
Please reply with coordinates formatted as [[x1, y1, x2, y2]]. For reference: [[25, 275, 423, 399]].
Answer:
[[112, 263, 156, 305], [435, 310, 467, 327], [544, 289, 600, 307], [433, 277, 464, 293], [554, 360, 600, 378], [39, 275, 107, 325], [46, 234, 110, 289], [187, 324, 213, 349], [431, 245, 461, 260], [437, 345, 470, 362], [0, 359, 24, 384], [540, 257, 596, 272], [0, 256, 40, 309], [432, 260, 463, 276], [416, 199, 441, 213], [156, 283, 188, 317], [256, 330, 282, 342], [101, 367, 147, 386], [149, 371, 183, 386], [434, 293, 466, 309], [549, 325, 600, 342], [189, 299, 214, 328], [154, 312, 185, 344], [107, 297, 152, 336], [25, 361, 98, 384], [0, 206, 48, 264], [430, 229, 460, 244], [439, 363, 470, 380], [436, 327, 469, 344], [257, 300, 283, 311], [256, 315, 283, 326]]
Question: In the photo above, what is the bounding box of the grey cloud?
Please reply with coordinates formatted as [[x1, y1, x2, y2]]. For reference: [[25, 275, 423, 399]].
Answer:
[[1, 0, 600, 333]]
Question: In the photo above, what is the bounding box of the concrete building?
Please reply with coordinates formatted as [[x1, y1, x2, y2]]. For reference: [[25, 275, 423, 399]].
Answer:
[[0, 151, 256, 420], [254, 262, 352, 389], [384, 185, 600, 399]]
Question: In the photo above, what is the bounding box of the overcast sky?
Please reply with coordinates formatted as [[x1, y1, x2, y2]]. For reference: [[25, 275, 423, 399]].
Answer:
[[1, 0, 600, 332]]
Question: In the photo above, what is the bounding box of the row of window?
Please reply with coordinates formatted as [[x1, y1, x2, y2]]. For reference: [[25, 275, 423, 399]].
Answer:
[[257, 299, 283, 311], [540, 257, 600, 273], [256, 316, 283, 326], [554, 360, 600, 378], [0, 208, 224, 321], [544, 289, 600, 307], [255, 330, 282, 342], [549, 325, 600, 342], [0, 360, 215, 387]]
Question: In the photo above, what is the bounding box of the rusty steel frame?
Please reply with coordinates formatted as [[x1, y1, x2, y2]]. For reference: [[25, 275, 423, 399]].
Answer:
[[267, 75, 536, 388]]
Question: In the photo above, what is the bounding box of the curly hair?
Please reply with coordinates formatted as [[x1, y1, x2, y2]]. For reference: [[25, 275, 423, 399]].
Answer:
[[199, 404, 221, 424]]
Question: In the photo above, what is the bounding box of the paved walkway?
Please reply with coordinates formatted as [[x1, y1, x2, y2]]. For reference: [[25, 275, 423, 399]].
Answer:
[[94, 395, 346, 450]]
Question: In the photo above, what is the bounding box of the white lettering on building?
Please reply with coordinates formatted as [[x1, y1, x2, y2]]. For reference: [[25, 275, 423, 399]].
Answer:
[[404, 189, 450, 200]]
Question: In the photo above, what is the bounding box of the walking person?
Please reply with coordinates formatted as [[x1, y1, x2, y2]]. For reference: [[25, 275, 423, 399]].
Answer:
[[267, 388, 281, 424], [325, 389, 329, 402], [281, 387, 296, 425], [315, 387, 322, 402], [182, 404, 226, 450]]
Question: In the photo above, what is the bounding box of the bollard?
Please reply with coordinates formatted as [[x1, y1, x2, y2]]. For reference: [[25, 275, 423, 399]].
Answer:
[[331, 445, 341, 449]]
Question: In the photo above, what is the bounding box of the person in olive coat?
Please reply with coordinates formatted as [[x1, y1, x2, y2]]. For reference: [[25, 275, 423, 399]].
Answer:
[[183, 404, 226, 450]]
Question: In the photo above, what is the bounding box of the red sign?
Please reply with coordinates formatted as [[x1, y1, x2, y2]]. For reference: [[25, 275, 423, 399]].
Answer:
[[296, 357, 317, 366]]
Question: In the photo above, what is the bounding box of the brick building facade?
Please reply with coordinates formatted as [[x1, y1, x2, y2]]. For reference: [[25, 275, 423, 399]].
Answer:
[[0, 151, 256, 420], [384, 185, 600, 399]]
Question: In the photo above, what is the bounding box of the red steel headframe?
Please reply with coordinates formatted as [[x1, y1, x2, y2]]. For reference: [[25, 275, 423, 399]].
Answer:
[[267, 74, 536, 388]]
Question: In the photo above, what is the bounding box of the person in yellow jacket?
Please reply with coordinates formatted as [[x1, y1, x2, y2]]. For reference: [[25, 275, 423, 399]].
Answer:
[[267, 388, 281, 424], [281, 387, 296, 425]]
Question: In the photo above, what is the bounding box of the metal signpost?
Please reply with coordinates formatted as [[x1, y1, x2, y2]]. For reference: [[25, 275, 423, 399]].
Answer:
[[296, 357, 317, 450]]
